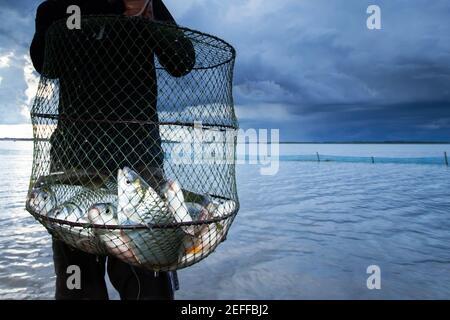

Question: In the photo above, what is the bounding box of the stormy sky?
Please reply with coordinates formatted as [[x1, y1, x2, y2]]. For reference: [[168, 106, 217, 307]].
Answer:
[[0, 0, 449, 141]]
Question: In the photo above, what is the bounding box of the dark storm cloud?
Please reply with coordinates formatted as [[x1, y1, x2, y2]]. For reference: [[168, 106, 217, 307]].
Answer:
[[171, 0, 450, 141], [236, 101, 450, 142], [1, 0, 449, 140], [301, 101, 450, 142], [0, 1, 37, 48]]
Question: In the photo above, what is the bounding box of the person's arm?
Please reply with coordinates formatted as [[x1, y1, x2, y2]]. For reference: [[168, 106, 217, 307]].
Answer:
[[152, 0, 196, 78], [31, 0, 119, 76], [30, 1, 65, 75]]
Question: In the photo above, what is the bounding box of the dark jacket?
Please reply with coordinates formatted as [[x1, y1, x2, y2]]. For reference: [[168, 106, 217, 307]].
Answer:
[[30, 0, 195, 174]]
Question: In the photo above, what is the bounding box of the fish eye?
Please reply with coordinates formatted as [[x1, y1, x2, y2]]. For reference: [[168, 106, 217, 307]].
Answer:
[[106, 208, 110, 214], [43, 195, 48, 201], [126, 180, 131, 185]]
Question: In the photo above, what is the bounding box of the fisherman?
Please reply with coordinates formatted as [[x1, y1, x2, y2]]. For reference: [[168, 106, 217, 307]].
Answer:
[[30, 0, 195, 300]]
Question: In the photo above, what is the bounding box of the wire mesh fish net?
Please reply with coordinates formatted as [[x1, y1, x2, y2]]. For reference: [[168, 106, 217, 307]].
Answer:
[[26, 16, 239, 271]]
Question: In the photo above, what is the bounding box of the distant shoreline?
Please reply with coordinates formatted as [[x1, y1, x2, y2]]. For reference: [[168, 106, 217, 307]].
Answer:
[[0, 138, 33, 141], [1, 137, 449, 144], [277, 141, 450, 144]]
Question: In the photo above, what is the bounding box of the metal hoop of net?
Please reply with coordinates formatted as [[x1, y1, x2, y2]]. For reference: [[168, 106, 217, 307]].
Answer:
[[26, 15, 239, 272]]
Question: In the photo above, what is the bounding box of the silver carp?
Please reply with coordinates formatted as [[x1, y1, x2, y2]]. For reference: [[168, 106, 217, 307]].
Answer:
[[88, 203, 139, 265], [48, 189, 118, 254], [51, 189, 118, 222], [117, 167, 184, 267], [27, 184, 84, 216], [178, 199, 237, 267], [117, 167, 167, 224], [161, 180, 196, 236]]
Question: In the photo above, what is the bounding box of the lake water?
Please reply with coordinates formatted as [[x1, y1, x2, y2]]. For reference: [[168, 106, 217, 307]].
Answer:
[[0, 141, 449, 299]]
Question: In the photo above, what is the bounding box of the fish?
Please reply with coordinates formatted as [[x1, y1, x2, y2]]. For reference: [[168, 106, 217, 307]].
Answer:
[[48, 189, 118, 254], [27, 184, 85, 216], [185, 202, 215, 236], [102, 177, 118, 193], [208, 200, 237, 218], [177, 221, 225, 268], [117, 167, 184, 266], [185, 202, 206, 220], [34, 170, 111, 189], [88, 203, 139, 265], [178, 199, 237, 267], [161, 180, 196, 236], [50, 189, 118, 222], [117, 167, 167, 225]]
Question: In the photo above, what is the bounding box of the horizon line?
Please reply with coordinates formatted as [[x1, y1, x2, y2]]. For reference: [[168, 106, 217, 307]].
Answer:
[[1, 137, 449, 144]]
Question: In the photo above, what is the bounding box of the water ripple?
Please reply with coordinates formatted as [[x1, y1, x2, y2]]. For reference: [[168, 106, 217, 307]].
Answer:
[[1, 142, 449, 299]]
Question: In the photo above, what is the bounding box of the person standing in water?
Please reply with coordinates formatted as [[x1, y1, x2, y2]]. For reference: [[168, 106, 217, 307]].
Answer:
[[30, 0, 195, 300]]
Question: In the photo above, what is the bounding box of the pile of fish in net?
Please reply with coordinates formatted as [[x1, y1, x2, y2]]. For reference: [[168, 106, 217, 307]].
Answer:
[[26, 16, 239, 271]]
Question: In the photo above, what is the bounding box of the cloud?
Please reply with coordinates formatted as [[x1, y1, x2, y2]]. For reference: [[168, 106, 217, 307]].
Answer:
[[417, 118, 450, 131], [0, 52, 14, 68], [0, 0, 449, 140], [0, 3, 36, 51], [0, 0, 38, 127], [21, 55, 39, 119], [0, 52, 39, 124], [172, 0, 450, 140], [24, 56, 38, 105], [236, 103, 297, 122]]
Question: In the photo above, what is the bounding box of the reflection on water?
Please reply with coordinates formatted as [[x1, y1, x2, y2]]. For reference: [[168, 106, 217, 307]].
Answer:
[[0, 142, 54, 299], [0, 141, 449, 299]]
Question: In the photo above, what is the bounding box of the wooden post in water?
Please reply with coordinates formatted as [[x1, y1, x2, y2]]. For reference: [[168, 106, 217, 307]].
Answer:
[[445, 152, 449, 167], [371, 156, 375, 164], [316, 152, 320, 162]]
